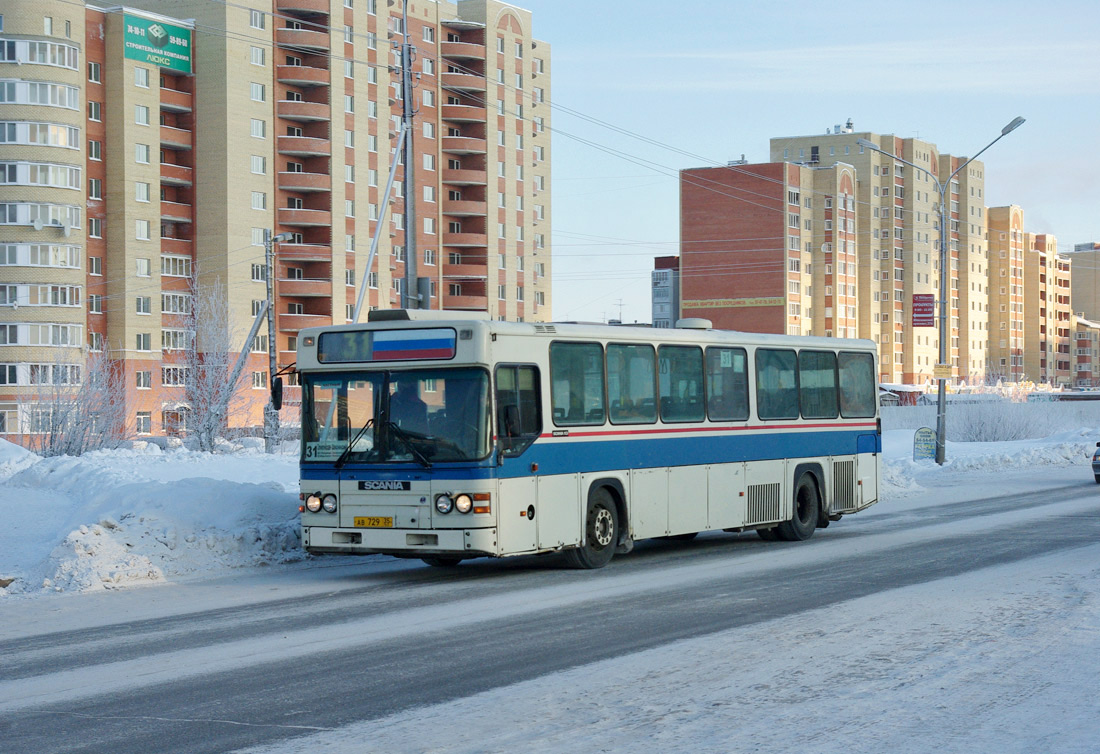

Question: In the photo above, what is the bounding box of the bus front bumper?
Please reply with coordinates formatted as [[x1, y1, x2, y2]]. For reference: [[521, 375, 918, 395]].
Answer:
[[303, 525, 497, 557]]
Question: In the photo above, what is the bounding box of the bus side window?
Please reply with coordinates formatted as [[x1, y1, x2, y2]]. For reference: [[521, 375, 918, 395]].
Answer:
[[496, 364, 542, 455], [755, 348, 799, 420], [838, 352, 876, 417], [798, 350, 838, 419], [550, 342, 605, 426], [658, 345, 704, 423], [706, 347, 749, 421]]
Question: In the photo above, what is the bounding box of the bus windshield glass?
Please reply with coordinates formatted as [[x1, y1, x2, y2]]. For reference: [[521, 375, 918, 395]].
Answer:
[[301, 368, 491, 464]]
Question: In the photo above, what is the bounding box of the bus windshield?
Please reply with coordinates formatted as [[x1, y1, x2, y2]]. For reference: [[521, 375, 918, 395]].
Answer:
[[301, 367, 491, 465]]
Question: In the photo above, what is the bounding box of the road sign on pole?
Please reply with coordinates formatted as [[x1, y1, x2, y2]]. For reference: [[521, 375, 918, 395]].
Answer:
[[912, 294, 935, 327]]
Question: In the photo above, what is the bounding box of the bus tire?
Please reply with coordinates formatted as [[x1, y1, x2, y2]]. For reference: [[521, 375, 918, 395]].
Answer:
[[422, 556, 462, 567], [777, 473, 819, 541], [565, 487, 619, 569]]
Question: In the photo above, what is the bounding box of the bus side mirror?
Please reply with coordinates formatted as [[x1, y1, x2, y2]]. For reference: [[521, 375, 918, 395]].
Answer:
[[271, 376, 284, 411]]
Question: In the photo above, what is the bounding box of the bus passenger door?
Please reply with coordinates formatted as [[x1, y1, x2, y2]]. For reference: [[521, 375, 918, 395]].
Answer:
[[497, 476, 537, 554], [855, 433, 880, 509]]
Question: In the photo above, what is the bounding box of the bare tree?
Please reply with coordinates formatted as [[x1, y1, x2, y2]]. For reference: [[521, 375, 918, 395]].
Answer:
[[19, 349, 129, 457], [182, 276, 257, 451]]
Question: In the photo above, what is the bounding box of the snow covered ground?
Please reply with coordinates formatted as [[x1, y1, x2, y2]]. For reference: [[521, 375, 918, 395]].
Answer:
[[2, 421, 1100, 752], [2, 424, 1097, 598]]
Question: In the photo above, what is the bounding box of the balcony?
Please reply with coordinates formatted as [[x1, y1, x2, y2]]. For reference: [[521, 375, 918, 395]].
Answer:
[[443, 232, 488, 248], [278, 100, 330, 122], [443, 294, 488, 310], [161, 201, 192, 223], [279, 313, 331, 331], [442, 168, 487, 186], [441, 136, 487, 154], [277, 135, 331, 157], [441, 71, 486, 92], [440, 41, 486, 60], [160, 125, 192, 150], [276, 64, 330, 87], [160, 163, 193, 187], [159, 237, 192, 255], [278, 243, 331, 262], [276, 0, 329, 14], [441, 104, 487, 122], [279, 277, 331, 297], [278, 207, 332, 226], [278, 171, 331, 193], [442, 262, 487, 279], [275, 27, 330, 52], [443, 199, 487, 217], [160, 87, 192, 113]]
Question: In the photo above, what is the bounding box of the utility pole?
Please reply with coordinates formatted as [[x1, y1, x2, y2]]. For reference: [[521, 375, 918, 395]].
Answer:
[[400, 0, 419, 310], [263, 229, 290, 452]]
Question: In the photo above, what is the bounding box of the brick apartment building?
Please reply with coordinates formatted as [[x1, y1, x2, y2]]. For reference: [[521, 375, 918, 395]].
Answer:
[[0, 0, 551, 439], [675, 123, 1071, 387]]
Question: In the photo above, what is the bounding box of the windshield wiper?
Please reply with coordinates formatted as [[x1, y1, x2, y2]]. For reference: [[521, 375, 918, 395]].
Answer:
[[385, 420, 432, 468], [334, 418, 374, 469]]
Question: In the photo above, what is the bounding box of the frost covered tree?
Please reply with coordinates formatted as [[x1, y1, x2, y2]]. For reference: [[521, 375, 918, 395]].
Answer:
[[182, 277, 256, 451], [20, 350, 129, 457]]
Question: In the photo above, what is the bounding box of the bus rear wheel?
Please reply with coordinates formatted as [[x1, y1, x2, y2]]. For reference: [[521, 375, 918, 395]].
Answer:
[[422, 556, 462, 567], [565, 488, 619, 569], [777, 473, 819, 541]]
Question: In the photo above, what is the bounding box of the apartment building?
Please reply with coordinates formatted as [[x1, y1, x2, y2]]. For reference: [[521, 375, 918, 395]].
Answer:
[[0, 0, 551, 439], [1019, 233, 1071, 386], [1068, 242, 1100, 322], [1073, 314, 1100, 388], [679, 161, 858, 341], [651, 255, 679, 328], [986, 206, 1026, 381], [769, 127, 989, 386]]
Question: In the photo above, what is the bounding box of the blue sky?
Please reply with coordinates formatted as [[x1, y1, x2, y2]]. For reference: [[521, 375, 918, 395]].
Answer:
[[514, 0, 1100, 323]]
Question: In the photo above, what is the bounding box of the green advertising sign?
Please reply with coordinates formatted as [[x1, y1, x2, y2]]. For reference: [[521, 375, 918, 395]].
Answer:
[[123, 14, 192, 74]]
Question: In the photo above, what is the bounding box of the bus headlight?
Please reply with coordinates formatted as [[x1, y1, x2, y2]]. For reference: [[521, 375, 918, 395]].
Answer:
[[322, 494, 338, 513], [305, 494, 322, 513], [454, 494, 473, 514], [435, 494, 454, 514]]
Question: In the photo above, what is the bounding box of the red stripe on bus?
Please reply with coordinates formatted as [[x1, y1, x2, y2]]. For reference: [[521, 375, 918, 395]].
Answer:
[[539, 422, 877, 439]]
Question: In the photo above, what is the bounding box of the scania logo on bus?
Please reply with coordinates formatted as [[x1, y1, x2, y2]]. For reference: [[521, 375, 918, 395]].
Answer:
[[358, 480, 412, 491]]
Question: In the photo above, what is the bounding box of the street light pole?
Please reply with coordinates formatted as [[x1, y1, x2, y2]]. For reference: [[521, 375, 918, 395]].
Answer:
[[263, 228, 291, 453], [856, 116, 1024, 465]]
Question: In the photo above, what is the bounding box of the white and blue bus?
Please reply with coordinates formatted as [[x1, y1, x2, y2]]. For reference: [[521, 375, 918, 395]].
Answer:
[[295, 310, 880, 568]]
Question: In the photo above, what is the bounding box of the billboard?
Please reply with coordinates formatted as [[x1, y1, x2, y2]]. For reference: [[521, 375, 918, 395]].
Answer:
[[123, 14, 192, 74], [912, 293, 935, 327]]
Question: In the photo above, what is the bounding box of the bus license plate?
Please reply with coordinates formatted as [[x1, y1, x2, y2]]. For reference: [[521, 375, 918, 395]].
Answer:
[[353, 516, 393, 528]]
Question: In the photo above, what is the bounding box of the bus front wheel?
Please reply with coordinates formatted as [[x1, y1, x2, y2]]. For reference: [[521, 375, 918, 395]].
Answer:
[[777, 474, 819, 541], [565, 488, 619, 569]]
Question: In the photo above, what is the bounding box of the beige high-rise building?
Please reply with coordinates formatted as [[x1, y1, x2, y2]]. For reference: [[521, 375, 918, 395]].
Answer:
[[987, 206, 1026, 381], [1069, 242, 1100, 323], [1021, 232, 1071, 386], [0, 0, 551, 440], [770, 125, 989, 386]]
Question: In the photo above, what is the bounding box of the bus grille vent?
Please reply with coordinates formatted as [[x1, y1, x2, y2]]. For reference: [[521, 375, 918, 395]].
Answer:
[[832, 460, 856, 513], [534, 325, 557, 334], [746, 483, 780, 524]]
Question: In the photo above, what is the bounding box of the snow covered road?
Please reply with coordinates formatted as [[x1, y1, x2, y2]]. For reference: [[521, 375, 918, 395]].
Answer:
[[3, 466, 1098, 754]]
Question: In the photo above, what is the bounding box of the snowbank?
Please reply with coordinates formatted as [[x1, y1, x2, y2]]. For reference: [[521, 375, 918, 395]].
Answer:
[[1, 420, 1097, 599]]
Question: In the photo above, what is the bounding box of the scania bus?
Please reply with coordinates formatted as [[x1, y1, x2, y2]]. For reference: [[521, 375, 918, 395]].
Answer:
[[295, 310, 880, 568]]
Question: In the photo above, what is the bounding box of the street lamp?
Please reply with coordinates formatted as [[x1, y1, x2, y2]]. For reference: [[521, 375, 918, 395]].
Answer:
[[263, 229, 292, 453], [857, 116, 1025, 465]]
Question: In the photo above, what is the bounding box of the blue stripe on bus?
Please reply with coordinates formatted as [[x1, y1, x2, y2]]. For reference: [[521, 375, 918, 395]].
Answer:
[[300, 429, 881, 482]]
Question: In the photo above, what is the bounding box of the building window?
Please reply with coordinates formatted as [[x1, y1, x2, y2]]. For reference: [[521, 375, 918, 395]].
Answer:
[[251, 191, 266, 210], [88, 178, 101, 199], [251, 155, 266, 174], [135, 333, 151, 351], [250, 46, 265, 66], [250, 9, 265, 29], [250, 83, 265, 102], [136, 296, 151, 314], [251, 118, 266, 138], [344, 95, 354, 113], [135, 143, 150, 164], [135, 221, 150, 241], [134, 67, 149, 88], [88, 220, 102, 239], [88, 101, 101, 121], [135, 105, 149, 125], [88, 61, 101, 83]]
